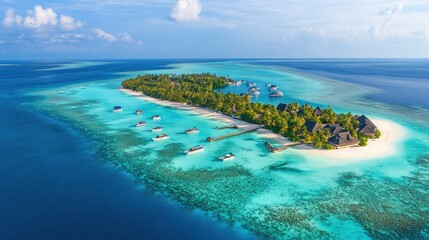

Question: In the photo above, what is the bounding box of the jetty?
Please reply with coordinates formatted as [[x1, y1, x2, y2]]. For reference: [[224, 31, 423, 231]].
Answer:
[[216, 124, 238, 130], [264, 141, 303, 153], [207, 126, 261, 142]]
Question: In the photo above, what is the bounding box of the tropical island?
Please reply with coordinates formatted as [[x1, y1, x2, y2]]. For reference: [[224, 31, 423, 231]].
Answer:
[[122, 73, 380, 150]]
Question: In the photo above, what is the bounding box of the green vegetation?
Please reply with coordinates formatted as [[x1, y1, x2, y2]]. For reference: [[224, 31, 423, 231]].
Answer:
[[122, 74, 374, 149]]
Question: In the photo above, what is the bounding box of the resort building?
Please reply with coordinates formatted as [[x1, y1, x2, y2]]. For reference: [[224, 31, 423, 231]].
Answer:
[[328, 131, 359, 148], [355, 115, 378, 136], [305, 120, 320, 133]]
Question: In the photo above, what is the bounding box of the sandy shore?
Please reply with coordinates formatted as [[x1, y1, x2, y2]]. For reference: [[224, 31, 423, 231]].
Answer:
[[120, 88, 406, 162]]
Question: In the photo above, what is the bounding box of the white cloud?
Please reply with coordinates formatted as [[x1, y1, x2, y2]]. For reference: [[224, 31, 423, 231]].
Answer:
[[302, 27, 327, 39], [93, 28, 117, 42], [170, 0, 201, 22], [23, 5, 57, 28], [2, 8, 22, 26], [369, 3, 404, 40], [59, 15, 82, 31], [118, 32, 133, 43]]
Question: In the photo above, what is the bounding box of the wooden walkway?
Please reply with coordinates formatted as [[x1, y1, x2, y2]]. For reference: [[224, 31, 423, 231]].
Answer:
[[207, 127, 261, 142], [216, 124, 238, 130], [264, 141, 303, 153]]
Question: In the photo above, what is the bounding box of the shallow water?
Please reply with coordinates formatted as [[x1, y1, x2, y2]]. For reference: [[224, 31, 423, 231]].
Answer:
[[3, 59, 429, 239]]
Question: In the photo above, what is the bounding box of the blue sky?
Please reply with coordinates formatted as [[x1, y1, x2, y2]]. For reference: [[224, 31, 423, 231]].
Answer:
[[1, 0, 429, 59]]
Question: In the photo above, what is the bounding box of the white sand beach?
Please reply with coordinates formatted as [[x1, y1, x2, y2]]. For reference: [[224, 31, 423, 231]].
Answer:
[[120, 88, 406, 163]]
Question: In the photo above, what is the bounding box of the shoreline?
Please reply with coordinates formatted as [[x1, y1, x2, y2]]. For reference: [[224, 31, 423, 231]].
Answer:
[[120, 87, 406, 163]]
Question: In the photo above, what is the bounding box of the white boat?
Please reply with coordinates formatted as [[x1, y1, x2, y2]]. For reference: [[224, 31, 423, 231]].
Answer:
[[269, 85, 278, 91], [135, 110, 143, 115], [151, 126, 163, 132], [251, 91, 261, 95], [247, 82, 256, 87], [269, 91, 284, 97], [135, 121, 147, 127], [265, 83, 271, 87], [184, 145, 205, 155], [248, 87, 259, 92], [152, 115, 161, 120], [112, 106, 123, 112], [185, 128, 199, 134], [152, 134, 169, 141], [219, 153, 235, 161]]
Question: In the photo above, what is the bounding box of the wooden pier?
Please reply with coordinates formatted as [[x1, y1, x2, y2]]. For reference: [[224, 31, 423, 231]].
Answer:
[[264, 141, 303, 153], [216, 124, 238, 130], [207, 127, 261, 142]]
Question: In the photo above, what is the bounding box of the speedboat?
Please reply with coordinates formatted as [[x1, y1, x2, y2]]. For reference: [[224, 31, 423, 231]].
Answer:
[[269, 91, 284, 97], [135, 121, 147, 127], [112, 106, 123, 112], [152, 134, 169, 141], [151, 126, 163, 132], [152, 115, 161, 120], [248, 86, 259, 92], [269, 85, 278, 91], [135, 110, 143, 115], [219, 153, 235, 161], [185, 128, 199, 134], [184, 145, 205, 155]]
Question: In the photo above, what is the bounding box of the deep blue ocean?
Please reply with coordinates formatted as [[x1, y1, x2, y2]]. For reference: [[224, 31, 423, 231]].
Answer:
[[1, 59, 428, 239]]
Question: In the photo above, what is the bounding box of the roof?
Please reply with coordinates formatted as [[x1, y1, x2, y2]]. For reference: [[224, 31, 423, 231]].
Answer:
[[355, 115, 377, 134], [323, 124, 344, 136], [277, 103, 288, 111], [328, 131, 359, 147], [313, 107, 323, 116], [305, 120, 319, 133]]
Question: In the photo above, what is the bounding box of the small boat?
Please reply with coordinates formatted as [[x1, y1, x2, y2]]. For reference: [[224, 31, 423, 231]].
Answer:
[[152, 115, 161, 120], [247, 82, 256, 87], [135, 121, 147, 127], [185, 128, 199, 134], [219, 153, 235, 161], [112, 106, 123, 112], [152, 134, 169, 141], [251, 91, 261, 95], [269, 85, 278, 91], [184, 145, 205, 155], [269, 91, 284, 97], [135, 110, 143, 115], [248, 87, 259, 92], [151, 126, 163, 132], [265, 83, 271, 87]]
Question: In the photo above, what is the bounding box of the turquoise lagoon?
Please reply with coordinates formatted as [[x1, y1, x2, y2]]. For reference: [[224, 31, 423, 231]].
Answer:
[[32, 61, 429, 239]]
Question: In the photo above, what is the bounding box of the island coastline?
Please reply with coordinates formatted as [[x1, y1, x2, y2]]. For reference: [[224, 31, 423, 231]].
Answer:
[[120, 87, 406, 163]]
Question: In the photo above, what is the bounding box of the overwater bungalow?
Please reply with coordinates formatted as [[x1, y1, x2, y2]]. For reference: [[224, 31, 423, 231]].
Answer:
[[355, 115, 378, 136]]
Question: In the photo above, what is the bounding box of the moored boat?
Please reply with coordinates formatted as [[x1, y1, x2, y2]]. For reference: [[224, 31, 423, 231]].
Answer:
[[152, 134, 169, 141], [185, 127, 199, 134], [265, 83, 271, 87], [135, 110, 143, 115], [184, 145, 205, 155], [135, 121, 147, 127], [152, 115, 161, 120], [219, 153, 235, 161], [251, 91, 261, 95], [112, 106, 123, 112], [248, 86, 259, 92], [269, 85, 278, 91], [269, 91, 284, 97], [151, 126, 163, 132]]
